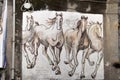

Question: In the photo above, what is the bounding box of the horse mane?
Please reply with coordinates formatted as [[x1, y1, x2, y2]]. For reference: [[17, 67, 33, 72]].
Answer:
[[47, 17, 56, 25], [88, 22, 102, 39], [76, 20, 81, 30]]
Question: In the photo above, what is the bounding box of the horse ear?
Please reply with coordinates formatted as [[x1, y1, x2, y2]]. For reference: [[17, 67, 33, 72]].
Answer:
[[81, 15, 85, 19], [97, 21, 99, 24], [81, 16, 83, 19], [85, 17, 88, 20], [56, 13, 58, 16], [60, 13, 62, 16], [31, 15, 33, 19], [100, 23, 102, 25]]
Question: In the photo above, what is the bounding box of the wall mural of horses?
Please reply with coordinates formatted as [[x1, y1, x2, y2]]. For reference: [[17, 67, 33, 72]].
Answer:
[[22, 11, 104, 80]]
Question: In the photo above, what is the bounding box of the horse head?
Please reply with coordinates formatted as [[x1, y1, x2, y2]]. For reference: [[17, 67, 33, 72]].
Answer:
[[77, 15, 88, 32], [95, 21, 102, 38], [81, 16, 88, 32], [26, 15, 34, 31], [54, 13, 63, 30], [47, 13, 63, 30]]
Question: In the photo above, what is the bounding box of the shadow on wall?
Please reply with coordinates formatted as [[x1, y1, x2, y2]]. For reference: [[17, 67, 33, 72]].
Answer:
[[113, 63, 120, 69], [17, 0, 106, 13]]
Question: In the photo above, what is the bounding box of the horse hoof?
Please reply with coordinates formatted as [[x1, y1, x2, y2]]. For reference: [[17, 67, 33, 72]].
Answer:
[[68, 71, 73, 77], [55, 70, 61, 75], [91, 73, 96, 79], [52, 66, 57, 71], [80, 75, 85, 79], [64, 61, 69, 64], [89, 61, 95, 66], [31, 64, 35, 68], [27, 64, 32, 69]]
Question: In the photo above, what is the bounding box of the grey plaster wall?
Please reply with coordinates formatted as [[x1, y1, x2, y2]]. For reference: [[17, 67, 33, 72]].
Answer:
[[4, 0, 120, 80]]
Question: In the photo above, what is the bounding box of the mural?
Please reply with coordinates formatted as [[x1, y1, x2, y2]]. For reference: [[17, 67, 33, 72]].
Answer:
[[22, 11, 104, 80]]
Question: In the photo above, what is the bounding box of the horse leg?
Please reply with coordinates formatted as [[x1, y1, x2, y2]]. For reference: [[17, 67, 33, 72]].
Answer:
[[80, 48, 95, 78], [80, 48, 89, 79], [42, 46, 54, 65], [0, 26, 2, 34], [67, 51, 74, 69], [27, 42, 34, 54], [49, 45, 58, 71], [64, 45, 72, 63], [23, 44, 32, 68], [31, 40, 39, 68], [54, 47, 62, 75], [86, 48, 95, 66], [91, 50, 103, 79], [68, 47, 78, 77], [55, 47, 62, 64], [67, 49, 75, 69]]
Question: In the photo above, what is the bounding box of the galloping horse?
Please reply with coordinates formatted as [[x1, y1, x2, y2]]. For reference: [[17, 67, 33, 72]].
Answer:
[[64, 16, 88, 76], [80, 22, 103, 79], [22, 15, 40, 68], [26, 13, 64, 75]]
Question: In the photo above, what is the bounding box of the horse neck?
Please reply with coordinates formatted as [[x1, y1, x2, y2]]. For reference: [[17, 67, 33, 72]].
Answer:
[[76, 27, 82, 41], [77, 22, 86, 39], [88, 24, 99, 41], [29, 24, 35, 33], [53, 23, 57, 30]]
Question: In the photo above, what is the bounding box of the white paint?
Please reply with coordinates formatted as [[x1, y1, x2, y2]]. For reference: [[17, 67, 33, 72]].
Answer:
[[22, 10, 104, 80]]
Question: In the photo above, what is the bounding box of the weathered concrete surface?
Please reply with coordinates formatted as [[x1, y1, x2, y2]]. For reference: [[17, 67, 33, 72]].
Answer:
[[5, 0, 12, 80], [4, 0, 120, 80], [104, 0, 120, 80]]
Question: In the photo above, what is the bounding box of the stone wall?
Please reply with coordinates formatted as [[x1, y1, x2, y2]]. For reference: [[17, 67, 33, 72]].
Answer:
[[5, 0, 119, 80]]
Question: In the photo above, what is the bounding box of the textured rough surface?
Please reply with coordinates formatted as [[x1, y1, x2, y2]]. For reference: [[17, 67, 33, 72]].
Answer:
[[4, 0, 120, 80], [5, 0, 12, 80]]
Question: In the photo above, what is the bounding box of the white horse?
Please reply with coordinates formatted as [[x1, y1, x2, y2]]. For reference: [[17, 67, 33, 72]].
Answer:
[[22, 15, 40, 68], [64, 16, 88, 76], [80, 22, 103, 79], [25, 13, 64, 75]]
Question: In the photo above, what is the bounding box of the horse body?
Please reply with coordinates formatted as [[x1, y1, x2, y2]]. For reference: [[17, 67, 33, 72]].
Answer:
[[80, 22, 103, 79], [35, 13, 64, 75], [78, 30, 90, 50], [22, 15, 37, 68], [64, 16, 88, 76], [87, 23, 103, 51], [65, 29, 79, 47], [35, 25, 64, 47]]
